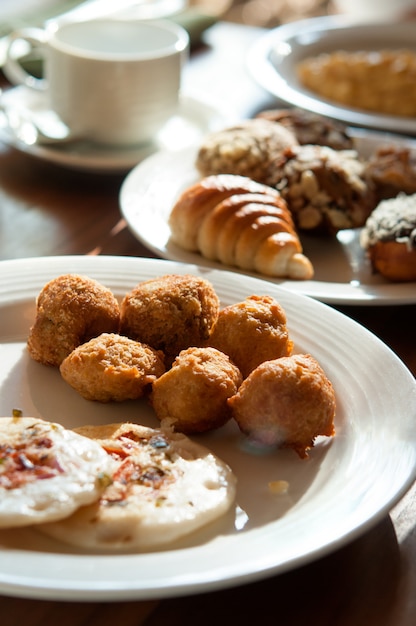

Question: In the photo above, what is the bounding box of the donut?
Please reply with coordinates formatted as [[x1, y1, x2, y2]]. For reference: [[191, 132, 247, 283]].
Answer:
[[360, 193, 416, 282]]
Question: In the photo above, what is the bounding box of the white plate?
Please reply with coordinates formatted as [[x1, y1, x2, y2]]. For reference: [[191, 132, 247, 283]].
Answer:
[[246, 17, 416, 135], [0, 255, 415, 601], [119, 137, 416, 305], [0, 86, 231, 173]]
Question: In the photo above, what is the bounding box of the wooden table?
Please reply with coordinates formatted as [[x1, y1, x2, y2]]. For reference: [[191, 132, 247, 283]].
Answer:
[[0, 21, 415, 626]]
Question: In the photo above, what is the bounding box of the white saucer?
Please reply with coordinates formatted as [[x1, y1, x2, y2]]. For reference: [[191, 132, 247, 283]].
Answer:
[[0, 85, 233, 173]]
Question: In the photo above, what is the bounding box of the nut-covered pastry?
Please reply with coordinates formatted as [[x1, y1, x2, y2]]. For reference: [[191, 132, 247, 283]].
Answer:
[[120, 274, 220, 364], [364, 146, 416, 202], [195, 118, 298, 184], [228, 353, 336, 458], [360, 193, 416, 282], [60, 333, 165, 402], [256, 107, 353, 151], [266, 144, 376, 233], [27, 274, 120, 367], [151, 347, 243, 434], [208, 295, 293, 378]]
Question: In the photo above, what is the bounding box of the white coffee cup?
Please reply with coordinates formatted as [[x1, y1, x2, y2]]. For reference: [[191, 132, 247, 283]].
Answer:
[[3, 19, 189, 145]]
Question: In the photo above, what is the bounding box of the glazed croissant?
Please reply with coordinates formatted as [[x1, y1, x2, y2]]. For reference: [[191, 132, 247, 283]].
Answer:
[[168, 174, 314, 280]]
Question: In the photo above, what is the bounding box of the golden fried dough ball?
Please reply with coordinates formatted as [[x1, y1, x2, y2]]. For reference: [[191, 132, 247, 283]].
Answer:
[[151, 347, 243, 434], [120, 274, 220, 364], [207, 295, 293, 378], [60, 333, 165, 402], [27, 274, 120, 367], [228, 354, 336, 458]]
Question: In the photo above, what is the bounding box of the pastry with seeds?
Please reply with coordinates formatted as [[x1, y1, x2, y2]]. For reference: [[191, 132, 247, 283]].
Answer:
[[360, 192, 416, 282], [195, 118, 298, 184], [265, 144, 376, 233]]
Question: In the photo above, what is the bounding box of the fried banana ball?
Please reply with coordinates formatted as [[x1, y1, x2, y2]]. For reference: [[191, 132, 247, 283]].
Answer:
[[60, 333, 165, 402], [151, 347, 243, 434], [120, 274, 220, 364], [27, 274, 120, 367], [207, 295, 293, 378], [228, 354, 336, 458]]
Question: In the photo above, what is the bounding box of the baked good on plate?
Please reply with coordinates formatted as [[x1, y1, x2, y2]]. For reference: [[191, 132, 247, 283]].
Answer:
[[195, 118, 298, 184], [360, 193, 416, 282], [364, 145, 416, 202], [169, 174, 314, 280], [297, 49, 416, 117], [256, 107, 353, 151], [265, 144, 376, 233]]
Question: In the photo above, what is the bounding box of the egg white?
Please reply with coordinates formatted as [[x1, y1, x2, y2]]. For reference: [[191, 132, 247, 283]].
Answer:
[[0, 417, 113, 528], [38, 422, 237, 550]]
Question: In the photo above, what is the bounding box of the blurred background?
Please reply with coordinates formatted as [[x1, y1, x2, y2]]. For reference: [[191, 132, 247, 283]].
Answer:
[[3, 0, 416, 30], [0, 0, 333, 28], [189, 0, 331, 26]]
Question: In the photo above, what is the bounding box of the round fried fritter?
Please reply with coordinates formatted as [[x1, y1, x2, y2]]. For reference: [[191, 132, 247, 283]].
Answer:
[[207, 295, 293, 378], [120, 274, 220, 364], [228, 354, 336, 458], [151, 347, 243, 434], [27, 274, 120, 367], [60, 333, 165, 402]]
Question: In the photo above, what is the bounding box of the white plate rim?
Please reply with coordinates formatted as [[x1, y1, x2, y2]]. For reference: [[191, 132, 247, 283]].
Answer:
[[0, 87, 233, 173], [246, 16, 416, 135], [119, 143, 416, 306], [0, 254, 415, 602]]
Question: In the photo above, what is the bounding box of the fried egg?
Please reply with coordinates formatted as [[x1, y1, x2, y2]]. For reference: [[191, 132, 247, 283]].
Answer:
[[0, 417, 113, 528], [37, 422, 237, 550]]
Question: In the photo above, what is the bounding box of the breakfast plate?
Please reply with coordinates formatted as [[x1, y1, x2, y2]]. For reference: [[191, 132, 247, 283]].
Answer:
[[0, 255, 415, 601], [246, 17, 416, 135], [0, 86, 232, 173], [119, 135, 416, 306]]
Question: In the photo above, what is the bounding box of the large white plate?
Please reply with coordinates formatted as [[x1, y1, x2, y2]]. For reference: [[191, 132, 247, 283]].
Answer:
[[246, 17, 416, 135], [0, 86, 231, 173], [119, 138, 416, 305], [0, 255, 415, 601]]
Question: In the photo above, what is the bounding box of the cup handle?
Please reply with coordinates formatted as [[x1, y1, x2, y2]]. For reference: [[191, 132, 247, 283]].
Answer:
[[3, 28, 48, 91]]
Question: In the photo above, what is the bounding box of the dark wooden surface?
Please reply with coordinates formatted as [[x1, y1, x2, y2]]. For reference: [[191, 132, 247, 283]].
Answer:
[[0, 20, 415, 626]]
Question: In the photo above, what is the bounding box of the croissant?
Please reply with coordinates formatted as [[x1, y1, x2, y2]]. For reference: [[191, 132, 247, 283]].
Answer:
[[168, 174, 314, 280]]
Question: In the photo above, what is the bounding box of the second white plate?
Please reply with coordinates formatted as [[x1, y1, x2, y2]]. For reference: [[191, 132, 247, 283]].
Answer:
[[119, 134, 416, 305]]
